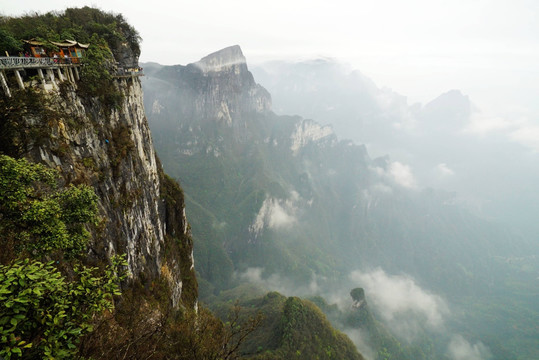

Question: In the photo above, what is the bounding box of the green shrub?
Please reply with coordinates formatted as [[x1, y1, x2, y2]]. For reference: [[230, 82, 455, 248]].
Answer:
[[0, 256, 126, 359], [0, 7, 141, 60], [0, 28, 22, 55], [77, 34, 123, 110], [0, 155, 98, 261]]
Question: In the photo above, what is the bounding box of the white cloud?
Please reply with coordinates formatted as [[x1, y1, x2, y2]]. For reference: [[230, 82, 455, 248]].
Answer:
[[372, 161, 417, 189], [448, 335, 492, 360], [464, 113, 517, 135], [249, 192, 300, 237], [436, 163, 455, 176], [240, 267, 492, 360], [510, 125, 539, 152], [349, 268, 448, 340], [267, 201, 296, 228], [464, 112, 539, 152], [388, 161, 417, 188], [237, 267, 320, 296], [343, 329, 376, 360]]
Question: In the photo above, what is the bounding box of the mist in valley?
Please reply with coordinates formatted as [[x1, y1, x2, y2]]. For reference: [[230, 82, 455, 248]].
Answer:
[[138, 44, 538, 359], [4, 0, 538, 359], [251, 59, 539, 239]]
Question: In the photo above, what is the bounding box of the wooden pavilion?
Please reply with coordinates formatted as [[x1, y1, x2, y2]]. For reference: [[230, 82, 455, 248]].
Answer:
[[23, 39, 89, 63]]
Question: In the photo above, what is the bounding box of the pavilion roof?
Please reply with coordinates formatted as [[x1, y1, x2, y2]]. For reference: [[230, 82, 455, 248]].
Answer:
[[24, 39, 89, 49], [50, 40, 89, 49]]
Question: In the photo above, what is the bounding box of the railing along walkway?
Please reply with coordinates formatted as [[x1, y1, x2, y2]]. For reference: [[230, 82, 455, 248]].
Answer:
[[0, 56, 80, 70], [113, 68, 144, 78], [0, 57, 143, 97], [0, 57, 143, 77]]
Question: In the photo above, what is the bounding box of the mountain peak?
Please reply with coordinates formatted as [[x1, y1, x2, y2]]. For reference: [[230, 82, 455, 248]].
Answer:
[[196, 45, 246, 72], [424, 89, 470, 111], [422, 89, 471, 130]]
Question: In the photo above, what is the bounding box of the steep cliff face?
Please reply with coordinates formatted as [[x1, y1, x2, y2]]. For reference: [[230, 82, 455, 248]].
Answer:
[[192, 45, 272, 123], [144, 45, 271, 129], [141, 46, 521, 300], [6, 77, 196, 308], [140, 47, 372, 289]]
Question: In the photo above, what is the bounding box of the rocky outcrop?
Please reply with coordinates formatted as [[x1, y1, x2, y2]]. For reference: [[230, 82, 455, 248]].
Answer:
[[290, 119, 335, 154], [195, 45, 247, 73], [420, 89, 471, 132], [113, 41, 140, 68], [143, 45, 271, 128], [350, 288, 367, 309], [12, 76, 195, 309]]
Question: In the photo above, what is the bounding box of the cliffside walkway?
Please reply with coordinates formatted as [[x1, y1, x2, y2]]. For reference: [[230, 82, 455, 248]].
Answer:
[[0, 56, 80, 69], [0, 56, 143, 97], [0, 56, 80, 97], [113, 67, 144, 78]]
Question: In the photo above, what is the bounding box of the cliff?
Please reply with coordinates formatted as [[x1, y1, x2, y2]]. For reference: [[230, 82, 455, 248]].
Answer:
[[141, 48, 350, 291], [144, 45, 271, 130], [1, 74, 196, 309]]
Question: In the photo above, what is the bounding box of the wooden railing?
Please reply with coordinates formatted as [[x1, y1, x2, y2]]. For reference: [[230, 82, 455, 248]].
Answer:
[[114, 67, 144, 77], [0, 57, 80, 70]]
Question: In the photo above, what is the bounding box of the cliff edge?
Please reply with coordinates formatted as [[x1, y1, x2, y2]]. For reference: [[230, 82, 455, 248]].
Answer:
[[1, 70, 196, 309]]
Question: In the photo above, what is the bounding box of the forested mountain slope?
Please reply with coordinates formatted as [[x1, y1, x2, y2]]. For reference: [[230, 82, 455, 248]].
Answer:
[[142, 46, 538, 359]]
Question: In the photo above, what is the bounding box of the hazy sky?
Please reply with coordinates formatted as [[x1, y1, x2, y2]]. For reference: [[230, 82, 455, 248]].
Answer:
[[4, 0, 539, 131]]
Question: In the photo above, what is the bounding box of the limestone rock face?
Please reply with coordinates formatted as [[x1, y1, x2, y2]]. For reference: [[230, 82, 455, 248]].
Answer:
[[143, 45, 271, 129], [113, 41, 141, 68], [290, 119, 335, 154], [196, 45, 247, 73], [23, 78, 195, 308]]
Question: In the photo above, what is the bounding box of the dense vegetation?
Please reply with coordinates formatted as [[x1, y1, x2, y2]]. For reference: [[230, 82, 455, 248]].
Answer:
[[0, 7, 140, 106], [0, 156, 99, 259], [0, 7, 140, 59], [0, 155, 259, 359], [211, 290, 364, 359], [0, 155, 126, 359], [0, 113, 261, 359]]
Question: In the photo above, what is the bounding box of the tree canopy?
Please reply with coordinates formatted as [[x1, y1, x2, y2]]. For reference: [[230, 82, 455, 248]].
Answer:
[[0, 7, 141, 59], [0, 155, 126, 359]]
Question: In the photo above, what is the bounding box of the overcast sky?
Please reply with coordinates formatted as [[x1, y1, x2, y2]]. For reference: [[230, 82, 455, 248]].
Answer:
[[4, 0, 539, 139]]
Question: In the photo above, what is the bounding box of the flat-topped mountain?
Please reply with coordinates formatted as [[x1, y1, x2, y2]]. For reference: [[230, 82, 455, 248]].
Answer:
[[196, 44, 247, 72], [143, 46, 270, 128]]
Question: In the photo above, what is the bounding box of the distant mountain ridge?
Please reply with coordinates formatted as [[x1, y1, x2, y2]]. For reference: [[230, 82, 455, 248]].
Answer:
[[141, 47, 538, 359], [141, 48, 521, 295], [251, 59, 539, 238]]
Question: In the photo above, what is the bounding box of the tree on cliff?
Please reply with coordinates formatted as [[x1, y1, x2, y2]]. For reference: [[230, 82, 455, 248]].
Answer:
[[0, 155, 126, 359]]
